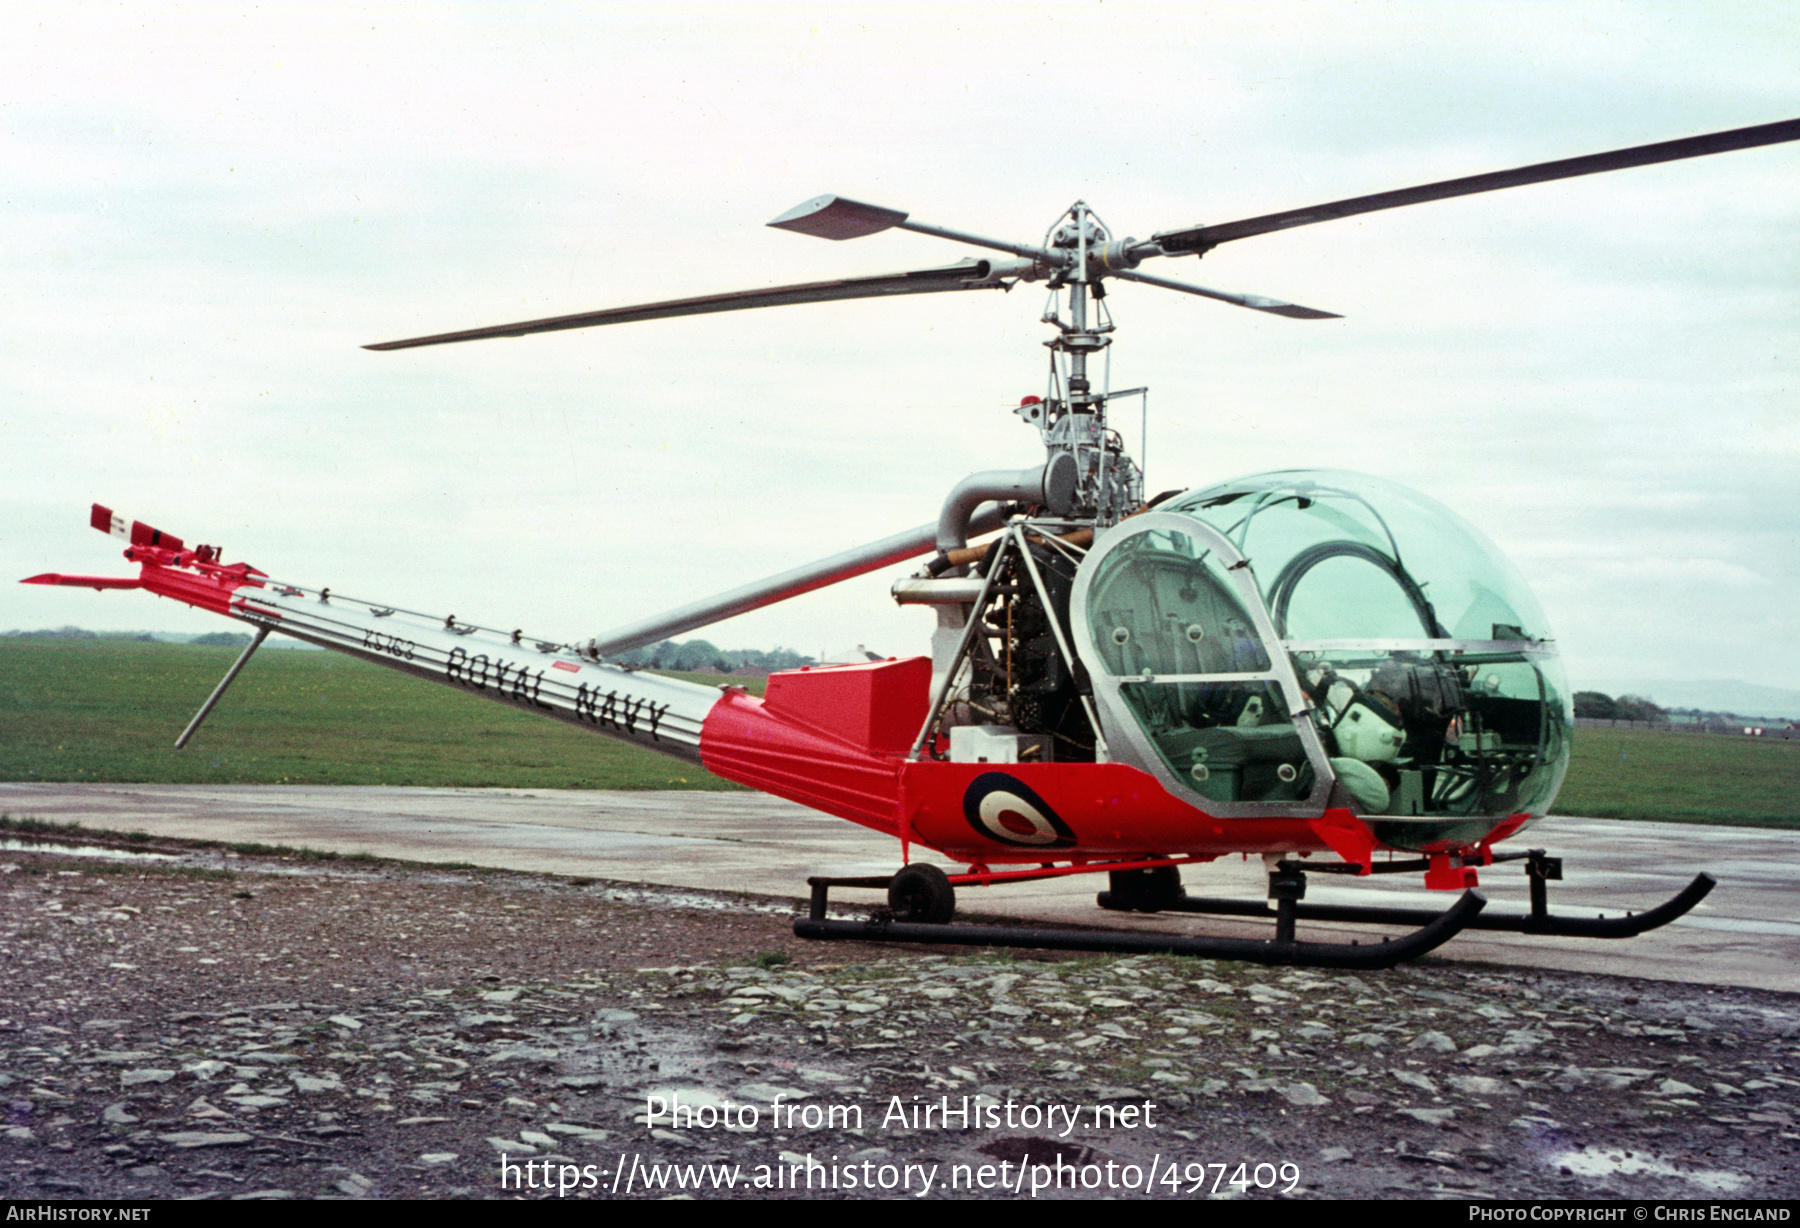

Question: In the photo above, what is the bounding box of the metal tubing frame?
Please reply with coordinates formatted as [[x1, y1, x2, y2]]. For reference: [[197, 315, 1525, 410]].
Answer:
[[907, 524, 1018, 759], [1012, 524, 1109, 760], [905, 519, 1111, 761]]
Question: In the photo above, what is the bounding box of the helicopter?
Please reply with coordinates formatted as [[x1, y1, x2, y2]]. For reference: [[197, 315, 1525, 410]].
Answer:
[[28, 116, 1799, 968]]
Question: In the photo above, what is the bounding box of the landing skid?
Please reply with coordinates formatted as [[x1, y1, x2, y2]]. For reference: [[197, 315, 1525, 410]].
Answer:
[[792, 849, 1714, 968], [1103, 850, 1717, 940], [794, 889, 1486, 970]]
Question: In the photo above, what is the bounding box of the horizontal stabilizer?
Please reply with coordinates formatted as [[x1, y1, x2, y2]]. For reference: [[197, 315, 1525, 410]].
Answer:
[[20, 573, 143, 591]]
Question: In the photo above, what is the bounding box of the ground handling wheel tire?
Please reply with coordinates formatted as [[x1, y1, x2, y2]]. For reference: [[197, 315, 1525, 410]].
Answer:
[[888, 864, 956, 924], [1104, 865, 1183, 913]]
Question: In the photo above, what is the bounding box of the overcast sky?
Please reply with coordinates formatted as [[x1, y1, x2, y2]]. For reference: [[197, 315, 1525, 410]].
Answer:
[[4, 2, 1795, 692]]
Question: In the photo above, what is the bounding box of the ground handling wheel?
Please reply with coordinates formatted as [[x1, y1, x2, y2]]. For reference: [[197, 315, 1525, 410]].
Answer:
[[888, 863, 956, 924], [1100, 864, 1184, 913]]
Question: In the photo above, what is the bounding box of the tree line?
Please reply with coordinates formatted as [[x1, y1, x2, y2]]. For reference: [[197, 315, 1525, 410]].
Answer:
[[5, 626, 815, 673], [1573, 691, 1667, 722], [611, 639, 815, 675]]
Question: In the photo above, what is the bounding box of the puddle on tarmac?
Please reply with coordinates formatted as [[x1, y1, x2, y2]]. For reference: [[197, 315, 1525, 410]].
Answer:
[[1550, 1145, 1750, 1194], [593, 884, 796, 916], [1, 837, 178, 862]]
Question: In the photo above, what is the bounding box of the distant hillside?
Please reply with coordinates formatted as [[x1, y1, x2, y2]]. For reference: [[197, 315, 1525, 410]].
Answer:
[[1576, 678, 1800, 723], [5, 625, 155, 641], [2, 627, 819, 665]]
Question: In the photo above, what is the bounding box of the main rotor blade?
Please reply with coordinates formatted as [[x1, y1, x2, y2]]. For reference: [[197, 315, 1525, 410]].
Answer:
[[1154, 116, 1800, 255], [365, 259, 1009, 351], [1108, 268, 1341, 319]]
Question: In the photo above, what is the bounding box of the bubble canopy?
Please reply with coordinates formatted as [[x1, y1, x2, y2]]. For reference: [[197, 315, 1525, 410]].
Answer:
[[1071, 471, 1571, 851], [1165, 470, 1554, 645]]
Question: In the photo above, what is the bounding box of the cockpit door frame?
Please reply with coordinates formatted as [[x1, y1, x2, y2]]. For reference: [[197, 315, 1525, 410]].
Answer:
[[1070, 511, 1336, 818]]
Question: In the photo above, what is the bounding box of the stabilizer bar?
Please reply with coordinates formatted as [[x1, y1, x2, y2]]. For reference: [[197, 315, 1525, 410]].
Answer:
[[793, 889, 1486, 969]]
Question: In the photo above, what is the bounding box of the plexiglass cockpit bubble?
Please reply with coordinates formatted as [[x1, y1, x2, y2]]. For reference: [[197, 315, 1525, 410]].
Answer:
[[1074, 470, 1570, 851]]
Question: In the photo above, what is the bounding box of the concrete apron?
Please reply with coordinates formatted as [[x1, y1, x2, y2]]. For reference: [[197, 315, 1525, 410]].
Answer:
[[2, 782, 1794, 993]]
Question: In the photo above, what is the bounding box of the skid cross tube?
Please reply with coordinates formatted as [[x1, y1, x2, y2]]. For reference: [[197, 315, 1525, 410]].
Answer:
[[805, 856, 1216, 920]]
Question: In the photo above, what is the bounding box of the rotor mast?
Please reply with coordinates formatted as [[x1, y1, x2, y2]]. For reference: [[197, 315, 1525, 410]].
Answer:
[[1063, 202, 1100, 409], [1030, 202, 1142, 530]]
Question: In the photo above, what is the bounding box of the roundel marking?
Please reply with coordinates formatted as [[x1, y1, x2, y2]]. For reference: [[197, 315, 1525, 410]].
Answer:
[[962, 772, 1077, 849]]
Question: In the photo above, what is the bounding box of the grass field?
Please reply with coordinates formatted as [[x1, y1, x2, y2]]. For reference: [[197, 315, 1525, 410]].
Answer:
[[2, 640, 1795, 826], [1553, 725, 1798, 828], [0, 639, 754, 790]]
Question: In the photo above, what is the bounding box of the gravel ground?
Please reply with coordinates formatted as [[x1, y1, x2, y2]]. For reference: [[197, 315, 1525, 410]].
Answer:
[[2, 831, 1797, 1201]]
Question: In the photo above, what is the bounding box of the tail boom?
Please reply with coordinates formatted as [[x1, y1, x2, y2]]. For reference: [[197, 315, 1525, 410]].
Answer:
[[29, 504, 934, 815], [27, 504, 725, 762], [227, 585, 720, 763]]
